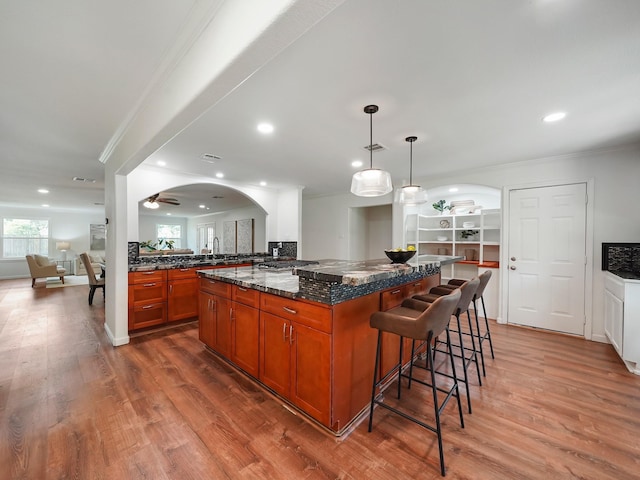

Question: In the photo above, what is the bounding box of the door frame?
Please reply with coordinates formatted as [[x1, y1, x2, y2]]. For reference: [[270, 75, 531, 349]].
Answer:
[[501, 178, 595, 339]]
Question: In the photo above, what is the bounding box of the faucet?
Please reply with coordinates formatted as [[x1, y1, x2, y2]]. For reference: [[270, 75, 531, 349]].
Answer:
[[212, 237, 220, 255]]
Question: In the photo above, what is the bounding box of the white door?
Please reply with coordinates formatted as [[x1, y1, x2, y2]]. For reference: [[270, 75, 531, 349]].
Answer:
[[508, 183, 586, 335]]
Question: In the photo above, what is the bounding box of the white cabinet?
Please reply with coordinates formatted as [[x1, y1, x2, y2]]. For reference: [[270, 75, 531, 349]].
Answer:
[[604, 272, 640, 374]]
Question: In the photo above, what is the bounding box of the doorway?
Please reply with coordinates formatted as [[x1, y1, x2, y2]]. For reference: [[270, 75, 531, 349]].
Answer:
[[348, 205, 392, 261], [507, 183, 588, 335]]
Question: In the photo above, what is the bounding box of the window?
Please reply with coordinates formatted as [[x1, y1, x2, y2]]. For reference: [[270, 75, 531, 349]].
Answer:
[[2, 218, 49, 258], [156, 224, 182, 249]]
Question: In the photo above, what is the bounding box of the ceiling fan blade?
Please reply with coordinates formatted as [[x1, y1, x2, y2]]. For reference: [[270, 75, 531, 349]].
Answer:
[[157, 198, 180, 205]]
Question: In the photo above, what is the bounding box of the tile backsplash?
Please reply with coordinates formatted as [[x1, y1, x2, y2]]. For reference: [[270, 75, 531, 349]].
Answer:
[[268, 241, 297, 258], [602, 243, 640, 272]]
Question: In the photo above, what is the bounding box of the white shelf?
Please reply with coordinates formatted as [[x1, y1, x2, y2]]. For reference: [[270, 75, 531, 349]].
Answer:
[[405, 208, 501, 274]]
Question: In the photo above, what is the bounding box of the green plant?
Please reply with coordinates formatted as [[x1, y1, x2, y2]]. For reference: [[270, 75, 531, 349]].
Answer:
[[460, 229, 479, 239], [432, 199, 450, 213], [158, 238, 175, 250], [139, 240, 157, 250]]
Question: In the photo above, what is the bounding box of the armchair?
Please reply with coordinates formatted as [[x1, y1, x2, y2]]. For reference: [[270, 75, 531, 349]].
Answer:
[[26, 254, 66, 287]]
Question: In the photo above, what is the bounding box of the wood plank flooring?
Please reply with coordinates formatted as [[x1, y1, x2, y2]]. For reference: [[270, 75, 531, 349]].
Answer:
[[1, 278, 639, 479]]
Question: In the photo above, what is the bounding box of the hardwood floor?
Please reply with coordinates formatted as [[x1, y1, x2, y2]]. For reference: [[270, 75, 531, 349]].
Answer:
[[1, 278, 639, 479]]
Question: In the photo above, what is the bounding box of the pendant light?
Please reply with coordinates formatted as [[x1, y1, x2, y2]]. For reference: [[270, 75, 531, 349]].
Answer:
[[351, 105, 393, 197], [398, 136, 427, 205]]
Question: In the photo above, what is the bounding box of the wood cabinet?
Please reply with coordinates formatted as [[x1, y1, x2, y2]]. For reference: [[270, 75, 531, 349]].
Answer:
[[231, 286, 260, 378], [168, 268, 199, 322], [199, 279, 260, 377], [198, 273, 439, 434], [260, 293, 331, 425], [128, 270, 167, 331]]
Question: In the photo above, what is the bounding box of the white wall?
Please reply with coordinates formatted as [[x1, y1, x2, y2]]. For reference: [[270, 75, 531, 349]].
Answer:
[[0, 206, 105, 279], [301, 144, 640, 342], [186, 205, 267, 253]]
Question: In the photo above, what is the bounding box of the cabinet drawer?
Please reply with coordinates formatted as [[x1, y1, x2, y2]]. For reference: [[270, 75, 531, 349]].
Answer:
[[168, 267, 198, 280], [233, 285, 260, 307], [199, 277, 232, 297], [260, 293, 331, 333], [129, 270, 167, 284], [131, 282, 166, 305], [381, 286, 406, 310], [404, 279, 430, 298], [129, 303, 167, 330]]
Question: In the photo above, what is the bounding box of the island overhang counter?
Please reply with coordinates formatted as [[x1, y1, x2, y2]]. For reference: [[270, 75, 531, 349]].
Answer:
[[196, 256, 461, 435]]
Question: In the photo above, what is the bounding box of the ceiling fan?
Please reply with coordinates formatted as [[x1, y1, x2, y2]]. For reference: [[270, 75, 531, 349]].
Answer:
[[143, 193, 180, 209]]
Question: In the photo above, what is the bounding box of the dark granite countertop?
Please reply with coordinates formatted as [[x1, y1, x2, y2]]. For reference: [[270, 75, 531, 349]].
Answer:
[[197, 256, 461, 304], [128, 255, 295, 272]]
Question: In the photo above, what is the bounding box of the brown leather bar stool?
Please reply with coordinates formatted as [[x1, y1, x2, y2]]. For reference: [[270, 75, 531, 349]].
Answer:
[[446, 270, 495, 371], [410, 278, 481, 414], [368, 290, 463, 477]]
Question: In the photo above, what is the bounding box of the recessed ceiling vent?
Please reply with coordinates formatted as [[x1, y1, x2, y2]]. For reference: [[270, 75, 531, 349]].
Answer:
[[201, 153, 221, 163], [211, 195, 224, 199], [363, 143, 386, 152], [73, 177, 96, 183]]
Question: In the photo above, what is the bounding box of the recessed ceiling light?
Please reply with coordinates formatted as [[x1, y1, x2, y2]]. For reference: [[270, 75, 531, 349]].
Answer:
[[216, 172, 224, 178], [543, 112, 566, 123], [42, 204, 49, 208], [259, 181, 267, 186], [449, 187, 459, 193], [38, 188, 49, 194], [166, 213, 172, 216], [199, 204, 206, 209], [72, 177, 96, 183], [351, 160, 363, 168], [257, 123, 274, 134], [157, 160, 166, 166]]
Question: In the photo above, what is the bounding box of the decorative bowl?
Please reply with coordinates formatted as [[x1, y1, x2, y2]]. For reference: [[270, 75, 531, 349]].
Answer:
[[384, 250, 416, 264], [437, 235, 448, 241]]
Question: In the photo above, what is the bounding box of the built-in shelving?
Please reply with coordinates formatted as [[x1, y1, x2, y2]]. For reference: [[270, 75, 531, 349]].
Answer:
[[405, 208, 501, 282]]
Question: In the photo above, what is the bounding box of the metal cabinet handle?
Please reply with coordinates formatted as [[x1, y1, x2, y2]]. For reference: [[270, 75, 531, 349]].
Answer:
[[282, 323, 287, 342], [391, 289, 401, 294], [180, 268, 189, 272], [229, 308, 233, 321], [283, 306, 297, 314], [143, 283, 156, 287], [510, 266, 516, 270], [169, 285, 173, 294], [142, 271, 155, 275], [142, 305, 153, 310], [238, 287, 248, 292], [511, 257, 516, 261], [289, 325, 294, 345]]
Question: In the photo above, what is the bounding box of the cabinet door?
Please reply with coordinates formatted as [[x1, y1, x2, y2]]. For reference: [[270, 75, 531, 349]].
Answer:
[[604, 289, 623, 356], [231, 302, 260, 378], [168, 277, 198, 321], [259, 312, 291, 397], [290, 321, 331, 425], [213, 295, 232, 357], [199, 292, 215, 348]]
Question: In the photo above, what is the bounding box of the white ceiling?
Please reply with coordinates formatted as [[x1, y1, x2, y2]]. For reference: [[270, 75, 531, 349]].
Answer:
[[3, 0, 640, 218]]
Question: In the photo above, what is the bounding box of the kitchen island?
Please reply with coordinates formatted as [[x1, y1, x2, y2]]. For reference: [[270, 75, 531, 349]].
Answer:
[[197, 256, 462, 435]]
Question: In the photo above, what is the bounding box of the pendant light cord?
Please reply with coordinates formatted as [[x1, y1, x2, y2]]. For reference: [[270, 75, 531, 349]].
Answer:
[[369, 110, 373, 169], [409, 139, 413, 184]]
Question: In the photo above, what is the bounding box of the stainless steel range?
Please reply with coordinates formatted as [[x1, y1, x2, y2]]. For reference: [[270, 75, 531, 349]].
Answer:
[[257, 260, 319, 271]]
